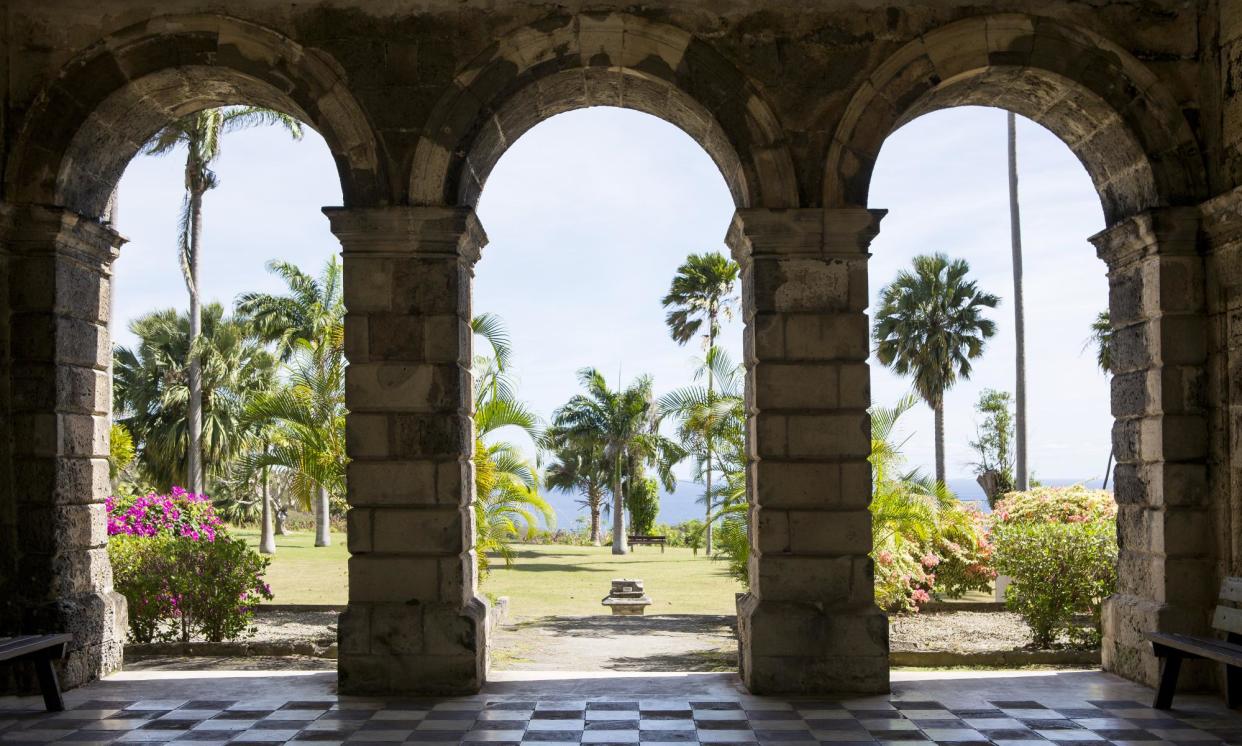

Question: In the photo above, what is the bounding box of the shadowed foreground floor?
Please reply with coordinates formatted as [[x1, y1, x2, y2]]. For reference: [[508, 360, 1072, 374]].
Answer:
[[3, 669, 1242, 744]]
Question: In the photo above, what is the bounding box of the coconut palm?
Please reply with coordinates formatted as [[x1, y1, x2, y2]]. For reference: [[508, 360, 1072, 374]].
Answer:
[[113, 304, 278, 491], [873, 253, 1000, 486], [236, 257, 344, 546], [141, 107, 304, 494], [242, 335, 346, 548], [471, 313, 552, 572], [237, 258, 343, 361], [543, 433, 610, 545], [552, 369, 684, 555], [662, 251, 739, 554], [660, 346, 746, 539], [1086, 309, 1115, 487], [1007, 111, 1030, 491]]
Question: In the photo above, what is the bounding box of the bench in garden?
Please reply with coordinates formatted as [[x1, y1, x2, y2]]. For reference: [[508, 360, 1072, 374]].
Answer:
[[627, 535, 666, 552], [0, 633, 72, 711], [1149, 577, 1242, 709]]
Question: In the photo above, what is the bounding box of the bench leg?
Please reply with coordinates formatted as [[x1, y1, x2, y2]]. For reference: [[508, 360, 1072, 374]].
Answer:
[[1154, 653, 1182, 710], [1228, 664, 1242, 709], [32, 653, 64, 712]]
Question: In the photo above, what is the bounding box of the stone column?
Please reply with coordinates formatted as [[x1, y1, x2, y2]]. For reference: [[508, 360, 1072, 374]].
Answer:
[[326, 206, 487, 695], [0, 204, 126, 688], [732, 207, 889, 695], [1092, 207, 1214, 689]]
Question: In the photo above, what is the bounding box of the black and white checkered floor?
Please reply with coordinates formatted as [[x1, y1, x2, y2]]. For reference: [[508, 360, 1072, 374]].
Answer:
[[4, 695, 1242, 746]]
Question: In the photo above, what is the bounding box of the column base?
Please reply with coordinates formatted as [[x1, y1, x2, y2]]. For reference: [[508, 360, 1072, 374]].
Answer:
[[737, 592, 889, 695], [338, 596, 488, 695], [1, 590, 126, 693], [1103, 593, 1213, 691]]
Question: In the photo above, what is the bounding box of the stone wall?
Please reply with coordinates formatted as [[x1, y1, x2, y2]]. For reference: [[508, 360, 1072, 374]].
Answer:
[[0, 0, 1233, 696]]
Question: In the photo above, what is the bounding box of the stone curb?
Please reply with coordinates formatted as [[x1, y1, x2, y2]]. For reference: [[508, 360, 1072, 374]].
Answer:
[[890, 649, 1101, 667], [124, 641, 338, 660]]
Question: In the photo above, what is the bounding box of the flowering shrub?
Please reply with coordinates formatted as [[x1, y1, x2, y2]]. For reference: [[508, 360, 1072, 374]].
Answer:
[[992, 486, 1118, 648], [107, 488, 272, 643]]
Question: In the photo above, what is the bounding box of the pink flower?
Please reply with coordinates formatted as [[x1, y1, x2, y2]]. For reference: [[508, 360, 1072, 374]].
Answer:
[[921, 554, 940, 568], [877, 551, 894, 566], [912, 589, 931, 604]]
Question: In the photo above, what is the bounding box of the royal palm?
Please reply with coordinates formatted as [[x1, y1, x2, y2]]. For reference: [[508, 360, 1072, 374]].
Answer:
[[142, 107, 303, 493], [662, 251, 739, 554], [873, 253, 999, 486]]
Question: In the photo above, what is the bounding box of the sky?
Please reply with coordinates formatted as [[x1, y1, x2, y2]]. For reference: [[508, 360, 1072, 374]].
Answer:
[[113, 104, 1111, 524]]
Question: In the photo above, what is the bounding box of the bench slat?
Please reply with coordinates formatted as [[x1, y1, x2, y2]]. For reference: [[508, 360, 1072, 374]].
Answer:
[[1149, 632, 1242, 667], [0, 633, 72, 662], [1214, 606, 1242, 636], [1222, 577, 1242, 604]]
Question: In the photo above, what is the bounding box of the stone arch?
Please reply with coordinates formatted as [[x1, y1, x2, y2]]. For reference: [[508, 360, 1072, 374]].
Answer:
[[6, 13, 386, 219], [408, 12, 799, 209], [824, 14, 1206, 224]]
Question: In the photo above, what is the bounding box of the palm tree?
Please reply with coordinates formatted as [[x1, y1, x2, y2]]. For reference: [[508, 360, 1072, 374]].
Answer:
[[243, 335, 346, 548], [1007, 111, 1029, 491], [141, 107, 304, 494], [1086, 309, 1115, 487], [873, 253, 1000, 486], [543, 434, 610, 545], [470, 313, 553, 572], [236, 257, 344, 546], [552, 369, 684, 554], [113, 304, 277, 491], [662, 251, 739, 554], [660, 346, 746, 534]]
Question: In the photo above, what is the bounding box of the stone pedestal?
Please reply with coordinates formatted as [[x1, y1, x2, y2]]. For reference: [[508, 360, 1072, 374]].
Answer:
[[327, 206, 488, 695], [0, 204, 127, 689], [731, 207, 889, 695], [1092, 207, 1213, 689]]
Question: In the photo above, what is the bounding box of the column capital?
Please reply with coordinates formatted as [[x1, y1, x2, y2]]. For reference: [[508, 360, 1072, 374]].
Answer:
[[0, 203, 125, 267], [1199, 186, 1242, 250], [1089, 207, 1199, 271], [726, 207, 885, 264], [323, 206, 487, 263]]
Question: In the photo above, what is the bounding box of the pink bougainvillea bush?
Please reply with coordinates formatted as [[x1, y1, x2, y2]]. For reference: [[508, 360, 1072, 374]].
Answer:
[[107, 488, 272, 643]]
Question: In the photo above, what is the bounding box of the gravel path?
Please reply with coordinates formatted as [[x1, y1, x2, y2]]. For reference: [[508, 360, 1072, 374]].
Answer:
[[182, 607, 1075, 672]]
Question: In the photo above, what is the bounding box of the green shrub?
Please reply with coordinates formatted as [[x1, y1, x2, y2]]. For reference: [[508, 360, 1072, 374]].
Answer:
[[992, 486, 1118, 648], [625, 477, 660, 535], [714, 513, 749, 585], [109, 535, 177, 643], [168, 537, 273, 642]]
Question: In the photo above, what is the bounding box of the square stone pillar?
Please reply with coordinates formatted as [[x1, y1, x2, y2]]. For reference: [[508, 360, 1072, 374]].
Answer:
[[326, 206, 488, 695], [731, 207, 889, 695], [1092, 207, 1214, 689], [0, 204, 126, 689]]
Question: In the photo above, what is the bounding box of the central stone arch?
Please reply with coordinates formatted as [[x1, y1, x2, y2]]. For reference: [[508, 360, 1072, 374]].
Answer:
[[823, 13, 1211, 691], [408, 12, 799, 210]]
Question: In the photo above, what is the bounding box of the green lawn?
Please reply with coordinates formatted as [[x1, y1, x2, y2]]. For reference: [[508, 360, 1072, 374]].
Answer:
[[232, 528, 744, 614]]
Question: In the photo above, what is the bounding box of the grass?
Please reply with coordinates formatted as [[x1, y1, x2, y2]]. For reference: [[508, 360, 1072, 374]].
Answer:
[[231, 528, 744, 614]]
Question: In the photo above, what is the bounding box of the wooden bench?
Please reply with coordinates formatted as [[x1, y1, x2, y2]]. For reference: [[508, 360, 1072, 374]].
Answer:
[[0, 634, 72, 711], [627, 535, 666, 553], [1149, 577, 1242, 709]]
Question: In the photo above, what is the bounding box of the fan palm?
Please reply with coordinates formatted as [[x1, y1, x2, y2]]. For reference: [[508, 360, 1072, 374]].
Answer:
[[552, 369, 684, 554], [113, 304, 278, 491], [873, 253, 1000, 486], [141, 107, 304, 493], [236, 257, 344, 546], [662, 251, 739, 554]]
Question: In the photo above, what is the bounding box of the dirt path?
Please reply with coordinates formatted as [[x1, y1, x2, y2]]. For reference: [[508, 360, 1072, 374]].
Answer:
[[492, 614, 737, 672]]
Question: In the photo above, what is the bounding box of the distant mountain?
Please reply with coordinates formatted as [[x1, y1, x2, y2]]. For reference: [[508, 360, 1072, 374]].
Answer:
[[541, 475, 1108, 531]]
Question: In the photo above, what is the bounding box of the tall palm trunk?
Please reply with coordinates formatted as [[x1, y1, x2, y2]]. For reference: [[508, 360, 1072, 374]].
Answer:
[[612, 452, 627, 555], [186, 187, 204, 494], [274, 499, 287, 535], [704, 315, 716, 556], [259, 463, 275, 555], [316, 485, 331, 547], [1008, 112, 1029, 491], [934, 397, 946, 487], [589, 487, 603, 546]]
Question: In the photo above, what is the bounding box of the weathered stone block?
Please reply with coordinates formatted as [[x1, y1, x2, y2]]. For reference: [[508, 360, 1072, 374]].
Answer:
[[783, 314, 869, 361], [346, 363, 465, 412], [348, 556, 440, 603], [753, 362, 838, 410], [347, 461, 437, 507], [372, 507, 463, 554], [785, 413, 869, 459]]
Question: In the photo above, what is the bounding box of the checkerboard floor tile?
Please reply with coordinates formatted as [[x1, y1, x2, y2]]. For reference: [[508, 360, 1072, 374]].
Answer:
[[3, 696, 1242, 745]]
